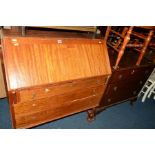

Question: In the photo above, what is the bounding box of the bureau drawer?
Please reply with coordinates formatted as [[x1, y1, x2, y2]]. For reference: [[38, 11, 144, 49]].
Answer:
[[14, 85, 105, 115], [14, 94, 102, 128], [16, 76, 107, 103]]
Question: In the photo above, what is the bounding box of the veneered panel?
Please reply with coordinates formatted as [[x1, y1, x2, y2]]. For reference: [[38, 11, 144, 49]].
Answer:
[[2, 37, 111, 90]]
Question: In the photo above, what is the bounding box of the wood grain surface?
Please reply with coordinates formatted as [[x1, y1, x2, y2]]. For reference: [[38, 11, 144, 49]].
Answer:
[[0, 59, 6, 98], [16, 76, 107, 103], [2, 37, 111, 90]]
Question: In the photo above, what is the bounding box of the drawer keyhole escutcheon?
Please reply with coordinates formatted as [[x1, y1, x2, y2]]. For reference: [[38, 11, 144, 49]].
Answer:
[[32, 93, 36, 99], [93, 89, 96, 96]]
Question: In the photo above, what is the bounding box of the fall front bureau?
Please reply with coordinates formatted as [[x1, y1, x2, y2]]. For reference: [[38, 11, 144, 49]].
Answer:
[[1, 36, 111, 128]]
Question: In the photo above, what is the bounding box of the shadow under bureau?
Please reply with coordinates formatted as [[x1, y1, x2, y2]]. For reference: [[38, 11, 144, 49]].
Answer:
[[1, 36, 111, 128]]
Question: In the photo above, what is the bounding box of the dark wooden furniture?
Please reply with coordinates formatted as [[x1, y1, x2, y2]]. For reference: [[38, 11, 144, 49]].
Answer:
[[105, 26, 154, 69], [94, 26, 155, 117], [1, 36, 111, 128], [99, 63, 154, 108]]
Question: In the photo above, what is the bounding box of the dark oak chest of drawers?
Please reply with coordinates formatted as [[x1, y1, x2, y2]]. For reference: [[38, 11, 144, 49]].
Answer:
[[99, 64, 155, 108], [1, 36, 111, 128]]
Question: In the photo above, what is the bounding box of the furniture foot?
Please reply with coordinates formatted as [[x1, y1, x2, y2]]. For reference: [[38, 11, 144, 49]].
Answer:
[[87, 108, 96, 122]]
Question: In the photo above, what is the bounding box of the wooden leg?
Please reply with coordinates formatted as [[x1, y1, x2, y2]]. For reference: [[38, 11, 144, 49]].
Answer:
[[104, 26, 111, 42], [87, 108, 96, 122], [136, 30, 154, 66], [114, 26, 133, 69]]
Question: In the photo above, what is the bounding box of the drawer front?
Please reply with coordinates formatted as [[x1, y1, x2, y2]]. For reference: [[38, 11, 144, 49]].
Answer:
[[14, 85, 105, 115], [100, 78, 147, 106], [16, 76, 107, 103], [14, 94, 102, 128], [110, 65, 154, 83], [110, 69, 131, 83], [132, 66, 154, 80]]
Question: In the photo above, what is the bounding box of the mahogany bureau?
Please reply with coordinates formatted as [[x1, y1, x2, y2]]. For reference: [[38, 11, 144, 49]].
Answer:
[[1, 36, 111, 128]]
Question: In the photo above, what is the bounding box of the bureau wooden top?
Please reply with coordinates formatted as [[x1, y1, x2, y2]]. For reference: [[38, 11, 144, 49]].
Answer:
[[2, 37, 111, 90]]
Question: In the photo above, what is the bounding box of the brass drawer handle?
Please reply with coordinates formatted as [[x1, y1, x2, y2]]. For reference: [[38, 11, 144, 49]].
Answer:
[[107, 98, 111, 102], [57, 39, 63, 44], [131, 70, 135, 75], [92, 89, 97, 96], [118, 74, 122, 79], [113, 86, 118, 91], [140, 81, 143, 85]]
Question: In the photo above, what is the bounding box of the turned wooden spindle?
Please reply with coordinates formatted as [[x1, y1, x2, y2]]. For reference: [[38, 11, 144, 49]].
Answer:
[[113, 26, 133, 69], [115, 27, 128, 48], [136, 30, 154, 66], [104, 26, 111, 42]]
